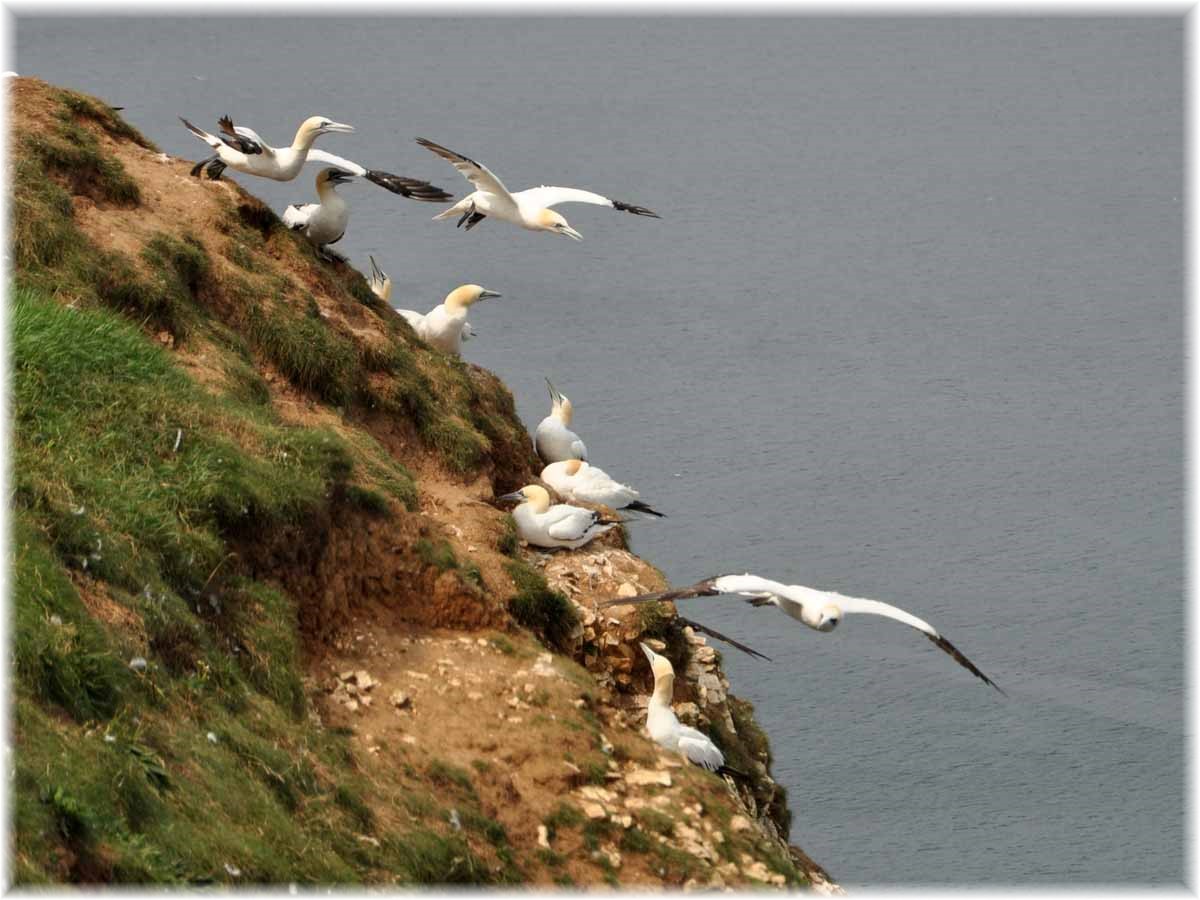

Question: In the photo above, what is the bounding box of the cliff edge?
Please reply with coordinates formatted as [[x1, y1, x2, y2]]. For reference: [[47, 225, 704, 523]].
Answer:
[[8, 77, 839, 891]]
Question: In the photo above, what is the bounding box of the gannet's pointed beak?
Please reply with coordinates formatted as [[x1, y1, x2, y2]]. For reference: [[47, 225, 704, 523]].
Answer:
[[560, 226, 583, 241], [496, 491, 525, 504], [477, 289, 501, 301], [323, 121, 355, 134], [545, 377, 561, 405], [369, 255, 383, 280]]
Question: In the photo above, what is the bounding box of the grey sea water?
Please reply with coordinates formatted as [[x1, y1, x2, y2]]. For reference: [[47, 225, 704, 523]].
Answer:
[[15, 16, 1184, 886]]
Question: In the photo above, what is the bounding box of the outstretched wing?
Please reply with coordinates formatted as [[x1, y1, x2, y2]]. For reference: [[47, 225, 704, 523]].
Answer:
[[515, 186, 659, 218], [414, 138, 513, 199], [281, 203, 316, 231], [676, 616, 770, 662], [836, 596, 1004, 693], [306, 149, 453, 201]]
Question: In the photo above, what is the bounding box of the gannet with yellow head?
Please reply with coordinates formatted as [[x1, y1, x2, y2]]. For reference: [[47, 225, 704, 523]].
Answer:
[[495, 485, 614, 550], [535, 378, 588, 464], [282, 167, 355, 262], [395, 284, 500, 356], [541, 459, 665, 518], [604, 574, 1004, 693], [180, 114, 452, 201], [639, 643, 726, 771], [415, 137, 660, 240]]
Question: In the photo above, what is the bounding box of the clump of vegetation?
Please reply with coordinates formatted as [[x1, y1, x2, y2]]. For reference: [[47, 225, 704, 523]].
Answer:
[[56, 87, 156, 149], [25, 93, 142, 206], [504, 560, 577, 652], [497, 516, 520, 556], [243, 303, 361, 408], [542, 802, 585, 841], [636, 601, 691, 672]]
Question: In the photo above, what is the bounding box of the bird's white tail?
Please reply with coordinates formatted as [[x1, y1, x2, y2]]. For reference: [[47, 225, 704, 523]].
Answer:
[[432, 198, 471, 221]]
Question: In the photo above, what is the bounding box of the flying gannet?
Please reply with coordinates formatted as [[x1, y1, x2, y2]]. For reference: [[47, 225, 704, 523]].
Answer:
[[639, 643, 726, 771], [180, 115, 453, 201], [604, 574, 1003, 692], [415, 137, 660, 240], [541, 460, 665, 518], [535, 378, 587, 464], [282, 168, 355, 262], [367, 255, 392, 301], [395, 285, 499, 356], [496, 485, 614, 551]]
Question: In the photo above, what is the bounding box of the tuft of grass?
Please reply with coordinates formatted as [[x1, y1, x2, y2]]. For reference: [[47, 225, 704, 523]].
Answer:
[[56, 87, 156, 149], [425, 760, 476, 800], [505, 560, 577, 652], [497, 516, 519, 557], [542, 802, 586, 843], [619, 826, 653, 854], [13, 520, 128, 721], [334, 783, 376, 832], [26, 103, 140, 206], [243, 303, 361, 407], [343, 484, 393, 519]]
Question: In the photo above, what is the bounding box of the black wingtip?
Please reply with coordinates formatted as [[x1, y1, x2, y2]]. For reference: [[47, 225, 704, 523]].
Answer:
[[625, 500, 666, 518], [365, 169, 454, 202], [612, 199, 661, 218]]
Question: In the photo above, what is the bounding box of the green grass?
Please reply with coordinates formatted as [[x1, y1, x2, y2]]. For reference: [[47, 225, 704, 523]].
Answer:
[[505, 560, 578, 652]]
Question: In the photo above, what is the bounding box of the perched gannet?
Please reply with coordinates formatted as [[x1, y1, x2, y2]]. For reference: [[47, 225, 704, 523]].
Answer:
[[640, 644, 725, 771], [180, 114, 452, 201], [541, 460, 665, 518], [416, 137, 660, 240], [282, 168, 355, 262], [605, 574, 1003, 693], [535, 378, 588, 464], [367, 256, 392, 302], [496, 485, 614, 551], [395, 285, 499, 356]]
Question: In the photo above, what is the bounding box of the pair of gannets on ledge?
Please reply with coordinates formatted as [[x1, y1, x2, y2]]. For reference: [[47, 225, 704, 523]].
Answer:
[[497, 485, 615, 550], [541, 460, 665, 518], [394, 282, 499, 356], [180, 114, 452, 201], [535, 378, 587, 463], [416, 138, 659, 240], [603, 574, 1003, 692]]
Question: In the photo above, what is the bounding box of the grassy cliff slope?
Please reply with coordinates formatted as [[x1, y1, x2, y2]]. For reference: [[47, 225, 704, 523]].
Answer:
[[8, 77, 837, 891]]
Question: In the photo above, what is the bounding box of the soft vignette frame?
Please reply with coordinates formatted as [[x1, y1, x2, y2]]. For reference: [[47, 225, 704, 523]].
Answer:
[[0, 0, 1190, 897]]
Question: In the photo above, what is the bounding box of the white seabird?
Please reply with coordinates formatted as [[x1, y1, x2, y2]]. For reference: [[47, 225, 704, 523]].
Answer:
[[640, 643, 725, 771], [541, 460, 665, 518], [606, 573, 1003, 692], [395, 285, 499, 356], [367, 255, 392, 301], [180, 114, 453, 201], [535, 378, 588, 464], [496, 485, 614, 551], [282, 167, 355, 261], [415, 137, 660, 239]]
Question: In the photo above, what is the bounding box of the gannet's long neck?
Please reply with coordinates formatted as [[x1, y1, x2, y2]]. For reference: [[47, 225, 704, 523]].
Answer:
[[649, 669, 675, 709], [316, 178, 343, 205], [290, 121, 321, 153], [553, 400, 573, 425], [442, 286, 476, 315]]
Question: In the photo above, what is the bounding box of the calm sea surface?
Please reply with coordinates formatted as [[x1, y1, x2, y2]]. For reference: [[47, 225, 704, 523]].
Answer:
[[16, 17, 1183, 886]]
